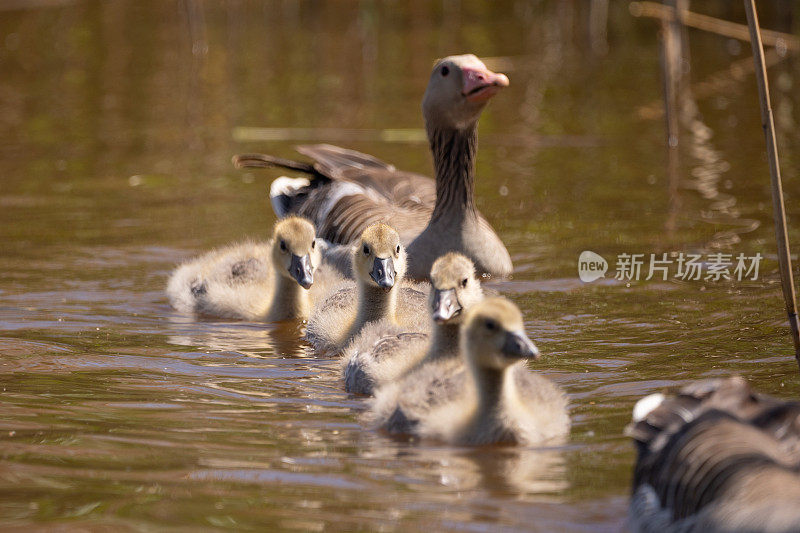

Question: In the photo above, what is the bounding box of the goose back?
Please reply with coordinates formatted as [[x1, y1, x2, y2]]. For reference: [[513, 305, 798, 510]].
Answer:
[[306, 284, 429, 354], [196, 241, 274, 319], [367, 356, 466, 435], [166, 241, 275, 320], [341, 323, 429, 395], [628, 377, 800, 533]]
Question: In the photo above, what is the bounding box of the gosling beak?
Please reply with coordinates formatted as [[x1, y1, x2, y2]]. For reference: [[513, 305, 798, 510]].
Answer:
[[431, 288, 462, 323], [370, 257, 395, 291], [462, 66, 509, 104], [289, 254, 314, 289], [501, 331, 540, 360]]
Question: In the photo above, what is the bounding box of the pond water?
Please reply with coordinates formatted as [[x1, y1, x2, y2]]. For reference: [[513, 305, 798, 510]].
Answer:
[[1, 1, 799, 530]]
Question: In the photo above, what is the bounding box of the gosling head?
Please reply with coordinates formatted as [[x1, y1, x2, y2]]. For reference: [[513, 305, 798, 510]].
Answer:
[[429, 252, 484, 324], [352, 223, 406, 292], [422, 54, 509, 132], [461, 297, 540, 371], [271, 216, 320, 289]]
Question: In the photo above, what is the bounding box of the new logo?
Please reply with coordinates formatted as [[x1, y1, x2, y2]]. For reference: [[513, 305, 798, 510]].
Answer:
[[578, 251, 608, 282]]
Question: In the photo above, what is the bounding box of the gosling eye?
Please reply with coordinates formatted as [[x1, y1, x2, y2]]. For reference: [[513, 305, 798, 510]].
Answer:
[[441, 65, 449, 77], [363, 244, 370, 255], [280, 240, 287, 252], [461, 278, 468, 288], [311, 240, 316, 250], [395, 245, 401, 255], [485, 319, 498, 332]]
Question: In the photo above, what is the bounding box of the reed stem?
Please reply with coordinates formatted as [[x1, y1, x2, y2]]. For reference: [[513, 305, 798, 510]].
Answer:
[[743, 0, 800, 369]]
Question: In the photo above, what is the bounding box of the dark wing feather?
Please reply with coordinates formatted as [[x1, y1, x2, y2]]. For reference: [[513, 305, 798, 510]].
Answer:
[[233, 144, 436, 246], [313, 283, 356, 315], [232, 153, 320, 175], [296, 144, 395, 179]]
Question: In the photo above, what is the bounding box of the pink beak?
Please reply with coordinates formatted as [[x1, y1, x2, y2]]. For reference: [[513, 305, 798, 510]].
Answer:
[[461, 66, 510, 103]]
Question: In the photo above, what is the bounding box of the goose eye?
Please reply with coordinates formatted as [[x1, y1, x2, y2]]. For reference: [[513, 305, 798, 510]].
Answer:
[[395, 245, 401, 254], [441, 65, 449, 77], [363, 244, 370, 255], [280, 240, 287, 252], [311, 240, 316, 250], [461, 278, 468, 288], [485, 319, 498, 331]]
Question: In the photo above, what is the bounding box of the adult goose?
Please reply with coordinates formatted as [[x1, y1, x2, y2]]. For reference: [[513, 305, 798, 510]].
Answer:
[[233, 54, 513, 280], [305, 223, 429, 354], [343, 252, 483, 396], [166, 216, 336, 321], [374, 297, 569, 446], [627, 376, 800, 533]]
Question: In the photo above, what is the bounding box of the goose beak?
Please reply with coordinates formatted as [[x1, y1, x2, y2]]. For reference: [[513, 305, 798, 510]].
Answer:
[[289, 254, 314, 289], [431, 288, 462, 323], [462, 66, 509, 104], [502, 331, 540, 360], [370, 257, 395, 291]]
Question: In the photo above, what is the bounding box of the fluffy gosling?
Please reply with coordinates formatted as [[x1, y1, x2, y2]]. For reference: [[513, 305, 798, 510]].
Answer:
[[305, 223, 429, 354], [166, 216, 325, 321]]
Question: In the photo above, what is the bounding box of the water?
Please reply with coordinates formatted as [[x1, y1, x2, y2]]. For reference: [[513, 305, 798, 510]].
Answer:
[[1, 1, 799, 530]]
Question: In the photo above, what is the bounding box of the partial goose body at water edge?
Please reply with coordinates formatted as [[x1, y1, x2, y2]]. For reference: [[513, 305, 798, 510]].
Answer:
[[234, 54, 513, 280], [166, 216, 339, 321], [343, 252, 484, 396], [627, 376, 800, 533], [305, 223, 429, 355], [371, 297, 569, 446]]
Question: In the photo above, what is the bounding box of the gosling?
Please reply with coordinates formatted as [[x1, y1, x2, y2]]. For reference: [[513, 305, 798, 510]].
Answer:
[[305, 223, 429, 354], [343, 252, 483, 395], [390, 297, 570, 446], [166, 216, 326, 321]]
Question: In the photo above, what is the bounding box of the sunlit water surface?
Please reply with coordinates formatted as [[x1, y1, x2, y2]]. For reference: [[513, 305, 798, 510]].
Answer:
[[1, 1, 800, 531]]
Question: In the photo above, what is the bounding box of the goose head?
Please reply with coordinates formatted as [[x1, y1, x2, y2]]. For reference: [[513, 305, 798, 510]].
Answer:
[[271, 216, 320, 289], [422, 54, 509, 132], [461, 297, 539, 371], [352, 223, 406, 292], [429, 252, 484, 324]]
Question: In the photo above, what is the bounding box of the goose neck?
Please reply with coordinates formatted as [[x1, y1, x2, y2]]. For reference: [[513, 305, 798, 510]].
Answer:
[[428, 124, 478, 222], [355, 283, 397, 328], [470, 363, 507, 418], [271, 274, 309, 319], [427, 322, 461, 362]]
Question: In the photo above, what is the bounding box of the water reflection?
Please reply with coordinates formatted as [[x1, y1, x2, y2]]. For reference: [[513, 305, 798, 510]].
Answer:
[[166, 314, 311, 357], [362, 442, 568, 496], [681, 89, 761, 249], [656, 3, 761, 249], [194, 443, 567, 496]]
